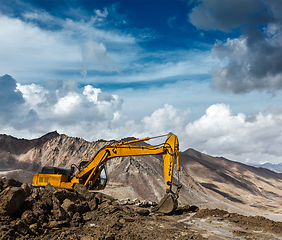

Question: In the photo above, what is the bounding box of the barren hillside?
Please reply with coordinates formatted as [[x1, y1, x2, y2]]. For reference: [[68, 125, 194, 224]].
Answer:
[[0, 132, 111, 182], [1, 132, 282, 220], [181, 149, 282, 219]]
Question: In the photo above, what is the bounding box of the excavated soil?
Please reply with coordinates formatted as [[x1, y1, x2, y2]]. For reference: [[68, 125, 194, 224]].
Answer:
[[1, 178, 282, 240]]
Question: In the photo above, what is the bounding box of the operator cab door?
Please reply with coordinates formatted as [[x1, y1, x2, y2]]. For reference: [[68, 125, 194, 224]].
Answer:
[[92, 167, 107, 190], [79, 161, 107, 190]]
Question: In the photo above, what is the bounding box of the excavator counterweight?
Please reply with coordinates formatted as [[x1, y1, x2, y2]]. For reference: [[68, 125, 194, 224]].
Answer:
[[32, 133, 181, 214]]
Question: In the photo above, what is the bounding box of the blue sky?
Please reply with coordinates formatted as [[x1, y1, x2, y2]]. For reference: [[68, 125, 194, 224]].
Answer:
[[1, 0, 282, 164]]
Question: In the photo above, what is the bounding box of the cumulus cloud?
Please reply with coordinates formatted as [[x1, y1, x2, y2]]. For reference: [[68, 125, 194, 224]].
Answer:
[[2, 75, 282, 163], [142, 104, 190, 134], [211, 30, 282, 93], [11, 76, 123, 135], [184, 103, 282, 163], [189, 0, 282, 94]]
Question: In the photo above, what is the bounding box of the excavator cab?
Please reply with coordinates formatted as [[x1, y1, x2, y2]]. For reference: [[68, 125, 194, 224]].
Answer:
[[90, 167, 107, 190], [79, 161, 107, 190]]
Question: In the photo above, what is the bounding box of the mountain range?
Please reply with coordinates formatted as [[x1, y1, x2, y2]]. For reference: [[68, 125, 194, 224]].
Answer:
[[1, 131, 282, 220], [252, 162, 282, 173]]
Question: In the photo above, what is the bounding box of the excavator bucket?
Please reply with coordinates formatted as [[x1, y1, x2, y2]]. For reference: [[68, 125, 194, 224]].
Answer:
[[151, 193, 178, 214]]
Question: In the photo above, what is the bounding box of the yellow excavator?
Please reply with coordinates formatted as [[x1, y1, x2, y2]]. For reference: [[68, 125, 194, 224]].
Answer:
[[32, 132, 182, 213], [1, 176, 7, 183]]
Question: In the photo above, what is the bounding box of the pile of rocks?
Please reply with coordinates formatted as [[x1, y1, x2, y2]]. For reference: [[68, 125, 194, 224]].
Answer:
[[117, 198, 157, 208], [0, 179, 153, 239]]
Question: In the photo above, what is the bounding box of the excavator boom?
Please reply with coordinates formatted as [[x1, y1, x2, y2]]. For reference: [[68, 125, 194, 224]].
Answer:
[[32, 133, 181, 214]]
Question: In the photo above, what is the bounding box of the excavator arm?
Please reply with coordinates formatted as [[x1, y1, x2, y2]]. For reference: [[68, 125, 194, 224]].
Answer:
[[32, 133, 181, 213]]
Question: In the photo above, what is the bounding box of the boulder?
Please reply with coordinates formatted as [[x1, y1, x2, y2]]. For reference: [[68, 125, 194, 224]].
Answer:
[[95, 192, 116, 203], [32, 200, 49, 219], [98, 201, 121, 214], [119, 198, 134, 206], [88, 197, 99, 211], [30, 188, 40, 200], [52, 200, 68, 221], [54, 189, 78, 203], [38, 188, 53, 208], [73, 183, 94, 201], [136, 199, 157, 207], [45, 182, 56, 192], [70, 212, 82, 227], [21, 183, 31, 197], [3, 178, 22, 188], [75, 201, 90, 214], [0, 186, 27, 216], [61, 198, 76, 213], [134, 207, 150, 216]]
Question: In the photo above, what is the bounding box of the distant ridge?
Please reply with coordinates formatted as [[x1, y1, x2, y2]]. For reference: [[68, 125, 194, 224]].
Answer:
[[253, 162, 282, 173], [0, 131, 60, 155]]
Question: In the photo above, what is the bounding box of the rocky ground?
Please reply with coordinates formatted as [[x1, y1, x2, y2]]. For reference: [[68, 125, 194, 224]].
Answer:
[[1, 178, 282, 240]]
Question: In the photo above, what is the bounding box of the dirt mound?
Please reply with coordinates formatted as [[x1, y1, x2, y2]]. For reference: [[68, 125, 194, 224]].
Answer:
[[0, 178, 202, 240], [2, 178, 282, 239]]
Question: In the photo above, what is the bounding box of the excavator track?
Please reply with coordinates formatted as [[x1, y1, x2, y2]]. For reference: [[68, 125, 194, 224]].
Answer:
[[151, 193, 178, 214]]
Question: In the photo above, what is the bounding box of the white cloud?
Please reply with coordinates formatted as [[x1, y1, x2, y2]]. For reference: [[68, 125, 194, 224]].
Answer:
[[16, 83, 48, 109], [1, 73, 282, 164], [184, 103, 282, 163], [81, 40, 119, 73], [212, 38, 248, 61], [142, 104, 190, 134], [94, 8, 108, 18], [83, 85, 102, 103], [54, 92, 81, 115], [0, 11, 134, 83], [4, 79, 282, 164], [8, 80, 123, 137], [0, 6, 214, 86], [0, 14, 80, 81]]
